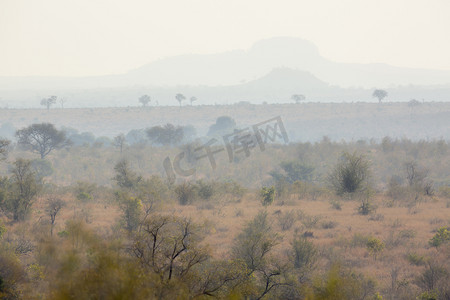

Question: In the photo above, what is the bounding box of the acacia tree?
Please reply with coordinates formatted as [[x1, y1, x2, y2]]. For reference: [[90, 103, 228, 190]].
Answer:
[[138, 95, 151, 107], [40, 96, 57, 110], [146, 123, 184, 146], [175, 93, 186, 107], [190, 96, 197, 106], [16, 123, 71, 159], [372, 89, 388, 103], [291, 94, 305, 104]]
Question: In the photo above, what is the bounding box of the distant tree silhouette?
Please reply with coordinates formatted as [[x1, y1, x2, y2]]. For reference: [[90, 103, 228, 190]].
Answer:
[[113, 134, 127, 153], [146, 124, 184, 146], [175, 93, 186, 107], [40, 96, 57, 110], [372, 89, 388, 103], [59, 97, 67, 109], [190, 96, 197, 106], [207, 116, 236, 136], [138, 95, 151, 107], [16, 123, 71, 158], [408, 99, 421, 108], [291, 94, 306, 104]]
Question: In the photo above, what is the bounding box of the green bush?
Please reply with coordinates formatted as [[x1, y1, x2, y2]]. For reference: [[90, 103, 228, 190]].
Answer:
[[174, 182, 196, 205], [406, 252, 426, 266], [196, 180, 216, 201], [328, 152, 371, 196], [429, 227, 450, 248], [366, 237, 385, 259], [260, 186, 276, 206], [291, 235, 317, 271]]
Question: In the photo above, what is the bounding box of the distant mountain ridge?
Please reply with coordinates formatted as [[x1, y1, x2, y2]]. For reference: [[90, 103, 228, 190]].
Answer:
[[1, 37, 450, 91]]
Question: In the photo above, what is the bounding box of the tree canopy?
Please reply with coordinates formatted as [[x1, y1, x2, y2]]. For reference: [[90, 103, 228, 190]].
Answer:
[[16, 123, 71, 159]]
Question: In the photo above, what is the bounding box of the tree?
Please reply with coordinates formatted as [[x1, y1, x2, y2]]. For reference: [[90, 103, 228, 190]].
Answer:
[[139, 95, 151, 107], [46, 197, 65, 236], [133, 215, 209, 282], [118, 195, 142, 232], [207, 116, 236, 136], [16, 123, 71, 159], [113, 133, 127, 153], [113, 159, 142, 190], [59, 97, 67, 109], [233, 211, 280, 274], [175, 93, 186, 107], [408, 99, 421, 108], [328, 152, 371, 196], [404, 160, 433, 195], [190, 96, 197, 106], [372, 89, 388, 103], [0, 159, 40, 221], [291, 94, 306, 104], [232, 211, 291, 299], [146, 124, 184, 146], [0, 139, 10, 160], [40, 95, 57, 110]]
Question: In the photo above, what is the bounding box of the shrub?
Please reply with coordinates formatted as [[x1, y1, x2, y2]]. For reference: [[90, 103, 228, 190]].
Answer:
[[406, 252, 426, 266], [366, 237, 385, 260], [0, 248, 26, 299], [260, 186, 276, 206], [277, 210, 296, 231], [1, 159, 41, 221], [329, 199, 342, 210], [116, 194, 142, 232], [174, 182, 196, 205], [429, 227, 450, 248], [438, 186, 450, 198], [368, 214, 384, 221], [358, 197, 376, 215], [321, 221, 338, 229], [301, 215, 320, 229], [416, 261, 448, 292], [351, 233, 371, 248], [328, 152, 371, 196], [196, 180, 216, 201], [290, 235, 317, 271], [74, 181, 97, 202]]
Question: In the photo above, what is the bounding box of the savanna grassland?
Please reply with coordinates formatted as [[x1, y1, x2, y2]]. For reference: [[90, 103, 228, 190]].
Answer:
[[0, 103, 450, 299]]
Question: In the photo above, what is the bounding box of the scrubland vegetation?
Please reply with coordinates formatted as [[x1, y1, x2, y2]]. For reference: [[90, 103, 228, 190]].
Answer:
[[0, 113, 450, 299]]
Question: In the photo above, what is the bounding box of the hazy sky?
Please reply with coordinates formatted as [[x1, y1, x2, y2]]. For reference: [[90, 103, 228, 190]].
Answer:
[[1, 0, 449, 77]]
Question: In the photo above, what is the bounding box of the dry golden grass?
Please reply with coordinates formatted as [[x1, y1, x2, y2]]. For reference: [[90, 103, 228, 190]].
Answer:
[[3, 186, 447, 296]]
